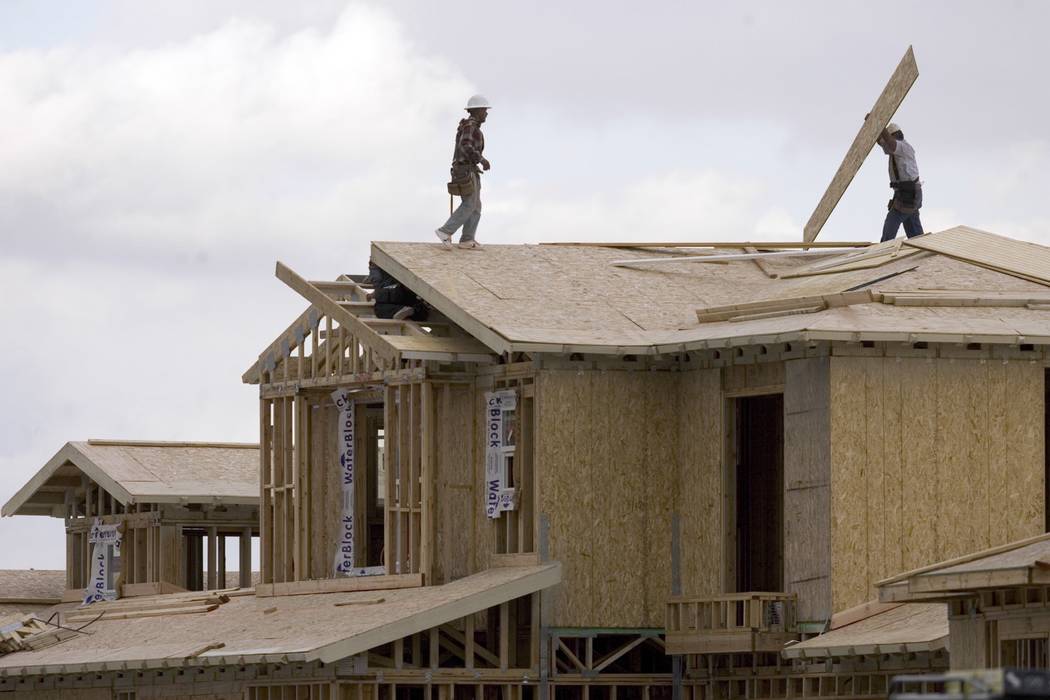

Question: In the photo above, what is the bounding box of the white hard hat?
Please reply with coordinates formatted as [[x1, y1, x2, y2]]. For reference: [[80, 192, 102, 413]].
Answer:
[[886, 122, 902, 135], [465, 94, 491, 110]]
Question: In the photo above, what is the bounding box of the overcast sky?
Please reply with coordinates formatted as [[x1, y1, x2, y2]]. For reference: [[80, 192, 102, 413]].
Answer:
[[2, 0, 1049, 569]]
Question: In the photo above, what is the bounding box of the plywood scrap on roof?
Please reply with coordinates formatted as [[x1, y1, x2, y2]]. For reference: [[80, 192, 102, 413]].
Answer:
[[803, 46, 919, 242], [904, 226, 1050, 286], [779, 239, 924, 278], [695, 290, 879, 324], [880, 289, 1050, 307]]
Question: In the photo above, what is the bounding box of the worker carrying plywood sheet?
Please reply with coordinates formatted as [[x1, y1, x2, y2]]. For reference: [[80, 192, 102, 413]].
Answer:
[[871, 118, 925, 241], [435, 94, 492, 251]]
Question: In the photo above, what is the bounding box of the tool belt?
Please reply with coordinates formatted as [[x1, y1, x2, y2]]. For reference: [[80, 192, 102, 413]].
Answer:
[[888, 179, 921, 214], [447, 164, 478, 197]]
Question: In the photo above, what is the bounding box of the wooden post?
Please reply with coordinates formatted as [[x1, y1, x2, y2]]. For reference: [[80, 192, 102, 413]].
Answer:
[[217, 533, 227, 589], [260, 398, 273, 585], [499, 602, 510, 671], [240, 527, 253, 588], [465, 615, 475, 670], [176, 524, 186, 589], [207, 526, 218, 591]]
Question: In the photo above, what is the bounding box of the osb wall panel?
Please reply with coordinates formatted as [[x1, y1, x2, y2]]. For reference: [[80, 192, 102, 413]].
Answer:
[[676, 368, 723, 600], [309, 399, 341, 580], [947, 616, 987, 670], [431, 381, 479, 585], [722, 362, 785, 393], [829, 357, 1043, 613], [783, 357, 832, 622], [536, 369, 689, 627]]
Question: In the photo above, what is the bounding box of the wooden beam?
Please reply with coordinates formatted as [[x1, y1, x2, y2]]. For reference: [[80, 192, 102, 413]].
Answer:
[[207, 526, 218, 592], [744, 246, 778, 278], [239, 527, 253, 588], [803, 46, 919, 242], [274, 261, 400, 364]]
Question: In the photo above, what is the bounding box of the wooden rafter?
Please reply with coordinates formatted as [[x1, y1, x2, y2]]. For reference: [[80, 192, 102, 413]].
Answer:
[[275, 261, 401, 365], [243, 305, 321, 384]]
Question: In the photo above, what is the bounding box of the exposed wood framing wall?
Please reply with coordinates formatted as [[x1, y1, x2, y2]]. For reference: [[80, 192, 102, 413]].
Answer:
[[64, 502, 256, 597], [828, 356, 1044, 612], [682, 648, 947, 700], [261, 386, 397, 585], [385, 382, 425, 577]]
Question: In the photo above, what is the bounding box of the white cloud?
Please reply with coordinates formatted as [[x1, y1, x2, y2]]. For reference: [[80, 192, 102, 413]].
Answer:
[[0, 4, 471, 262], [487, 170, 779, 243]]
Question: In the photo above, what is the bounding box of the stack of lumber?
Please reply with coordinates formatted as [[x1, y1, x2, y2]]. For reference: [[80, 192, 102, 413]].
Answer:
[[0, 616, 52, 654], [63, 592, 232, 625]]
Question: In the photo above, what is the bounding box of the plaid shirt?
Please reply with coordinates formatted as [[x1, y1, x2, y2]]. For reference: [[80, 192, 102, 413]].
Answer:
[[452, 117, 485, 166]]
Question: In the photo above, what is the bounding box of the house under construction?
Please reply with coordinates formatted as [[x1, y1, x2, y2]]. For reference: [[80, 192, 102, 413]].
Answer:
[[5, 44, 1050, 700], [3, 224, 1050, 699]]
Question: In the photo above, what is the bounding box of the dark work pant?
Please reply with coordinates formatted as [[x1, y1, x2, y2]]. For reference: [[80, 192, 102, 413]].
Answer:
[[881, 208, 924, 242]]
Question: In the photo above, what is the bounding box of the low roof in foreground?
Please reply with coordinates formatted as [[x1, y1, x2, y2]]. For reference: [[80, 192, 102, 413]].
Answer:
[[3, 440, 260, 517], [372, 227, 1050, 355], [783, 601, 947, 659], [878, 532, 1050, 603], [0, 564, 560, 676]]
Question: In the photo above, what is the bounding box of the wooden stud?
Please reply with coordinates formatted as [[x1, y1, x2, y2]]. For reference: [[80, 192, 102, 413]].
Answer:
[[240, 526, 253, 588], [499, 602, 510, 670], [207, 526, 218, 591]]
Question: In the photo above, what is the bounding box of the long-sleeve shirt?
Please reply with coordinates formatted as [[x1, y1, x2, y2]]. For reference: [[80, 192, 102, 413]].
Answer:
[[452, 117, 485, 167]]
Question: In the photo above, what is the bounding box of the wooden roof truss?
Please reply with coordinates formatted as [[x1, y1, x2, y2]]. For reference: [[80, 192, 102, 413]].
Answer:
[[244, 262, 496, 389]]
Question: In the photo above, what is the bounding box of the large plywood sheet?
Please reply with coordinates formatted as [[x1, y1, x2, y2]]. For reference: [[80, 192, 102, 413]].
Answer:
[[803, 47, 918, 242]]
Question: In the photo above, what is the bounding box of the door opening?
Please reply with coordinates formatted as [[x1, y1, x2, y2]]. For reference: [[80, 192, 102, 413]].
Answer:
[[729, 393, 784, 592]]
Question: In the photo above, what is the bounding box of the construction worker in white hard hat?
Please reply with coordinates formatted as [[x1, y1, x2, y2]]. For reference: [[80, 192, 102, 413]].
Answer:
[[875, 120, 924, 241], [436, 95, 491, 250]]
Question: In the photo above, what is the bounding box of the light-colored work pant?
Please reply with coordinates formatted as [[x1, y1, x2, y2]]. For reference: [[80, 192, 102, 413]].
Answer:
[[438, 172, 481, 243]]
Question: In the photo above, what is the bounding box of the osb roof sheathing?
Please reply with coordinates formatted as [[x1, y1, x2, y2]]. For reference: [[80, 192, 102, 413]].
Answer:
[[0, 570, 64, 602], [371, 229, 1050, 355], [782, 602, 947, 659], [0, 564, 560, 676], [3, 441, 260, 517]]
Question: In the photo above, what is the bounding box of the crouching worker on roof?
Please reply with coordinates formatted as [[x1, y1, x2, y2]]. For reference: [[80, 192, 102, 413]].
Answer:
[[876, 120, 924, 242], [435, 94, 491, 251], [367, 261, 429, 322]]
